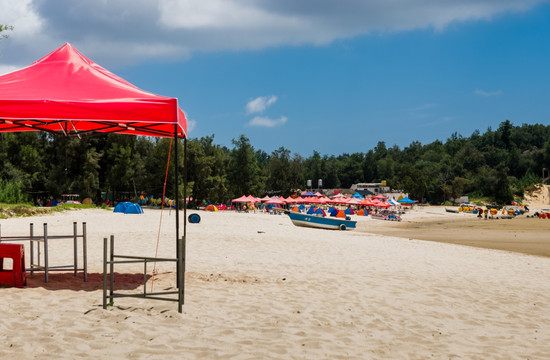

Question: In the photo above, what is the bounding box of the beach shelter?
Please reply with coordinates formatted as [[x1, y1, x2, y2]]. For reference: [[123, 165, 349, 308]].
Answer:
[[204, 204, 219, 212], [307, 206, 318, 215], [124, 203, 144, 214], [113, 201, 131, 213], [361, 198, 374, 206], [388, 199, 400, 206], [335, 210, 347, 218], [356, 208, 368, 216], [45, 199, 58, 207], [284, 196, 297, 204], [231, 195, 249, 203], [0, 43, 188, 312], [398, 197, 416, 204], [314, 208, 326, 216], [0, 43, 186, 137], [266, 197, 285, 205]]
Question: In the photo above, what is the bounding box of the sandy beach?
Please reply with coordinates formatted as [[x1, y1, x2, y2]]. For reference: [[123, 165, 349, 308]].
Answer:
[[1, 206, 550, 359]]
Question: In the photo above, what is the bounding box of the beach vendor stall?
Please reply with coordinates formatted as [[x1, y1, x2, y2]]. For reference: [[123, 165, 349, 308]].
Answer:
[[0, 43, 188, 312]]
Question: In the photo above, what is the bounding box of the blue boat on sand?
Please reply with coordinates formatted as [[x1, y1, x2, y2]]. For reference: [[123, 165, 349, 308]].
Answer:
[[287, 211, 357, 231]]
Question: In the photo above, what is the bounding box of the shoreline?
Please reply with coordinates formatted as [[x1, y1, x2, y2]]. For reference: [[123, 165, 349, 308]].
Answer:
[[358, 209, 550, 258]]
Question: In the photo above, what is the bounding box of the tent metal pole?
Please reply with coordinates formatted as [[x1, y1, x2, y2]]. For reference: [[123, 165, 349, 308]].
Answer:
[[181, 137, 188, 310], [174, 124, 180, 297]]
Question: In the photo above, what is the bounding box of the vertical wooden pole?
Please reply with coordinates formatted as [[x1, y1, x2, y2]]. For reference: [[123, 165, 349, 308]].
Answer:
[[83, 222, 88, 282], [43, 223, 49, 283], [73, 222, 78, 277]]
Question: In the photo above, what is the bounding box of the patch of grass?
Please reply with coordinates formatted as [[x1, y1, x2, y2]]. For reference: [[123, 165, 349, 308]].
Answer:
[[0, 203, 111, 218]]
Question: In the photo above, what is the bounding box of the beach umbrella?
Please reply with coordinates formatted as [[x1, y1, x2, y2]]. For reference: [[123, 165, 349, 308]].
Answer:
[[231, 195, 249, 202], [294, 196, 306, 203], [330, 197, 350, 205], [361, 198, 374, 206], [245, 195, 260, 203], [347, 198, 363, 205], [372, 200, 390, 208], [266, 197, 285, 205], [306, 197, 326, 204], [284, 196, 297, 204]]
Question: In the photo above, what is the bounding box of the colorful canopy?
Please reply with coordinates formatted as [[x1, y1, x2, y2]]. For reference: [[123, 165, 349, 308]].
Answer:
[[266, 197, 285, 205], [0, 43, 186, 138], [398, 197, 416, 204], [231, 195, 259, 203]]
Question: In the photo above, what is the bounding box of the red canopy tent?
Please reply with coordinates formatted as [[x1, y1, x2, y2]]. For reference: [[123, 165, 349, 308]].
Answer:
[[0, 43, 187, 312], [0, 43, 186, 138]]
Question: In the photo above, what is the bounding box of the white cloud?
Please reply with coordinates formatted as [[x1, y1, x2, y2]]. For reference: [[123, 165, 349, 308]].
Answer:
[[475, 89, 503, 96], [159, 0, 299, 30], [0, 0, 43, 38], [0, 1, 545, 67], [0, 64, 20, 75], [248, 116, 288, 127], [186, 118, 197, 134], [246, 95, 278, 114]]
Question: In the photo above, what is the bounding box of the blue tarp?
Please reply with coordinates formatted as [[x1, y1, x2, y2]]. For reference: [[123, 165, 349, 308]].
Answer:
[[114, 202, 144, 214]]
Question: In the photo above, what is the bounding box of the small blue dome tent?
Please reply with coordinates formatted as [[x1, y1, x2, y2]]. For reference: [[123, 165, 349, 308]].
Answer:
[[113, 201, 131, 213], [124, 203, 144, 214]]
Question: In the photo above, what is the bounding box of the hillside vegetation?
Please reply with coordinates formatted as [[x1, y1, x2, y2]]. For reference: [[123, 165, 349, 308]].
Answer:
[[1, 120, 548, 205]]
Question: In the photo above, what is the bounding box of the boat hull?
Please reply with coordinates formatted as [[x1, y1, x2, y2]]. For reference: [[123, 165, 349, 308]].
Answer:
[[370, 213, 402, 221], [287, 212, 357, 230]]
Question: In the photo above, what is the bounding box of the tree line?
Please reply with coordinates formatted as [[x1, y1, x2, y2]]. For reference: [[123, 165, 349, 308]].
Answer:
[[0, 120, 549, 206]]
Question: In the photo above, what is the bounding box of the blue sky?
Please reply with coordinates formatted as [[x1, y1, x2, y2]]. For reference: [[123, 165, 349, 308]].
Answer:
[[1, 0, 549, 156]]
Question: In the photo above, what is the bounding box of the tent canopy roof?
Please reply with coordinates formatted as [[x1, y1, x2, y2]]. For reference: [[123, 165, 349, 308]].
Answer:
[[0, 43, 186, 138]]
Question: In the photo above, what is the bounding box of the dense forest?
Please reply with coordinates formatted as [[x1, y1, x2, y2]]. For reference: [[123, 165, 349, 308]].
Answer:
[[0, 120, 549, 206]]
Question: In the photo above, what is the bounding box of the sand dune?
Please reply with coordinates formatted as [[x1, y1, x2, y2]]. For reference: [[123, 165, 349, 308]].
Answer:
[[1, 207, 550, 359]]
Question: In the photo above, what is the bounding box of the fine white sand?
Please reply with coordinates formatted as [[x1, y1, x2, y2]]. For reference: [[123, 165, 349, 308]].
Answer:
[[1, 207, 550, 359]]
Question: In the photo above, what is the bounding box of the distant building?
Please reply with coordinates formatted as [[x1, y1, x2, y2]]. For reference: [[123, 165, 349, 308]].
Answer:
[[350, 182, 409, 201], [350, 183, 390, 194]]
